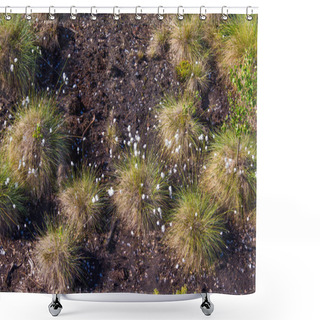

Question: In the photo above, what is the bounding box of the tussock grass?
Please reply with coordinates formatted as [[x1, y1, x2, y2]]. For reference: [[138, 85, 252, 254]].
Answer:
[[169, 15, 204, 65], [147, 23, 170, 58], [202, 129, 256, 221], [214, 15, 257, 81], [113, 150, 167, 234], [34, 220, 82, 293], [0, 154, 26, 235], [58, 167, 105, 233], [4, 96, 69, 199], [0, 15, 38, 94], [164, 188, 225, 273], [176, 56, 210, 92], [157, 95, 204, 162]]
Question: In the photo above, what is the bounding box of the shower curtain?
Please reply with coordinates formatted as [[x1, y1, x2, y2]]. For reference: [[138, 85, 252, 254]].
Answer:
[[0, 13, 257, 296]]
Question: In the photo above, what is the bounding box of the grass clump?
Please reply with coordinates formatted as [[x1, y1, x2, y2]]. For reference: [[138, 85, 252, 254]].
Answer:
[[176, 57, 210, 92], [169, 15, 204, 65], [112, 150, 167, 234], [4, 96, 68, 199], [58, 167, 105, 233], [147, 23, 170, 58], [214, 15, 257, 81], [0, 155, 26, 235], [34, 221, 82, 293], [164, 189, 225, 273], [0, 15, 39, 94], [203, 129, 256, 222], [157, 95, 204, 162]]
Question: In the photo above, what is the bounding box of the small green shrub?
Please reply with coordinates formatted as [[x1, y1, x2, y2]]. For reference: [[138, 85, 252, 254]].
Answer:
[[0, 154, 26, 235], [202, 129, 256, 223], [112, 150, 167, 234], [58, 167, 105, 233], [4, 96, 69, 199], [164, 188, 225, 273], [157, 95, 204, 162], [176, 60, 192, 82], [0, 15, 39, 94], [34, 221, 82, 293]]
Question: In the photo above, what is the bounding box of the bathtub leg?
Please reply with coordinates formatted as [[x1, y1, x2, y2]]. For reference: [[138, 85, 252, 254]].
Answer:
[[48, 294, 63, 317], [200, 293, 214, 316]]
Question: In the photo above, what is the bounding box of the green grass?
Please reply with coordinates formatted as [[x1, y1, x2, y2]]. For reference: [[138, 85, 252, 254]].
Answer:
[[0, 153, 26, 235], [4, 96, 69, 199], [58, 167, 105, 234], [34, 220, 82, 293], [0, 15, 39, 94], [224, 51, 257, 134], [164, 188, 225, 273], [202, 129, 256, 223], [214, 15, 257, 81], [157, 94, 204, 162], [112, 149, 167, 234]]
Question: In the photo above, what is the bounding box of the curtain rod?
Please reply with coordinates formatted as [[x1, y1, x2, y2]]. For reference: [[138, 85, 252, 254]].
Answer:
[[0, 6, 258, 15]]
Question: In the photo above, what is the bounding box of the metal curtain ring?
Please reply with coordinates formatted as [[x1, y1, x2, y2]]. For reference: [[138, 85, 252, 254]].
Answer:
[[90, 6, 97, 20], [157, 6, 164, 21], [177, 6, 184, 21], [135, 6, 142, 20], [5, 6, 12, 20], [25, 6, 32, 20], [49, 6, 55, 20], [200, 6, 207, 20], [246, 6, 253, 21], [221, 6, 228, 21], [70, 6, 77, 20], [113, 6, 120, 20]]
